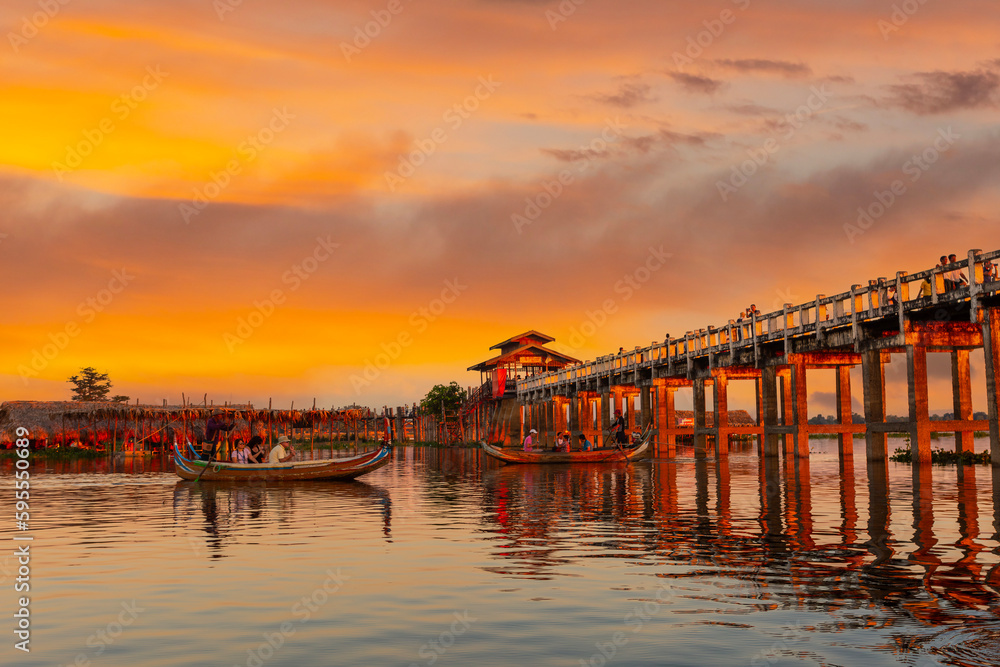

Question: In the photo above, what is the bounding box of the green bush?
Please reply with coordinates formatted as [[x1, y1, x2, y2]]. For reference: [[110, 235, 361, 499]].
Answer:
[[890, 446, 991, 465]]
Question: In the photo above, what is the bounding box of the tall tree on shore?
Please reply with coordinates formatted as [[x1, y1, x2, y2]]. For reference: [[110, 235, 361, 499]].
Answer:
[[420, 382, 465, 416], [67, 367, 128, 402]]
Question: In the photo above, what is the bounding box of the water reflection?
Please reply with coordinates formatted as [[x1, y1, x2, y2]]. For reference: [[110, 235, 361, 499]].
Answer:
[[478, 455, 1000, 642], [11, 448, 1000, 666], [172, 480, 393, 556]]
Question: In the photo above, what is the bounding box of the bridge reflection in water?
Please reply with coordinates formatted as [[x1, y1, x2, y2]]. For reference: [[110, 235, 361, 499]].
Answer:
[[478, 454, 1000, 649]]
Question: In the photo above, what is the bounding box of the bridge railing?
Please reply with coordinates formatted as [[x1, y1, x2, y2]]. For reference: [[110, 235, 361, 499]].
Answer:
[[516, 249, 1000, 395]]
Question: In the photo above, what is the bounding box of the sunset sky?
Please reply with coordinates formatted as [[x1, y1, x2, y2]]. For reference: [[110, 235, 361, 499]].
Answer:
[[2, 0, 999, 413]]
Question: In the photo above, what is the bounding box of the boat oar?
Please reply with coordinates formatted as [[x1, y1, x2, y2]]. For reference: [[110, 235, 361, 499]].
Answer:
[[599, 426, 623, 457], [195, 434, 225, 481], [613, 427, 628, 460]]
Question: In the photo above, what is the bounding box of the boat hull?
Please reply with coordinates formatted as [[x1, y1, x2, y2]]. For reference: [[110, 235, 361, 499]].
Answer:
[[173, 443, 393, 481], [481, 438, 649, 464]]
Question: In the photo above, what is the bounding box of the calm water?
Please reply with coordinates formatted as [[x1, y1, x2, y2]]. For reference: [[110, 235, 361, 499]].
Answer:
[[3, 441, 1000, 667]]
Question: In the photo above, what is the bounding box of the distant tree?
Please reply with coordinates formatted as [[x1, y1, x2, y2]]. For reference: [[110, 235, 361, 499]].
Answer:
[[67, 367, 128, 402], [420, 382, 466, 416]]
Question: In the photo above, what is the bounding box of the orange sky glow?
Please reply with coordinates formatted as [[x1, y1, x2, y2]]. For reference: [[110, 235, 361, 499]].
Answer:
[[2, 0, 999, 413]]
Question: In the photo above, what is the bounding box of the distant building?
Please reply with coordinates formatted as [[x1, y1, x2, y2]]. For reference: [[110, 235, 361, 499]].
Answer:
[[673, 410, 756, 428], [467, 331, 581, 399]]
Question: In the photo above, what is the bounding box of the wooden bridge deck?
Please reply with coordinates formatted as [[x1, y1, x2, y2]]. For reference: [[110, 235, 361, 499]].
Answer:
[[513, 248, 1000, 466]]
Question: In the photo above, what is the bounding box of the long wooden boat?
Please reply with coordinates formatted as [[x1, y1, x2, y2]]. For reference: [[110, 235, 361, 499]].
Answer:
[[481, 436, 649, 464], [172, 443, 392, 481]]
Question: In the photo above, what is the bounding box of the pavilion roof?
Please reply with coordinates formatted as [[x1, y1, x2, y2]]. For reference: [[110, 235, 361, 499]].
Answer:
[[467, 342, 581, 372], [489, 330, 555, 351]]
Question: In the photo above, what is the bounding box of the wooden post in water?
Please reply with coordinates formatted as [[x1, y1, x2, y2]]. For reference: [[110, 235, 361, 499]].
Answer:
[[713, 373, 730, 458], [862, 350, 887, 462], [754, 376, 763, 455], [640, 386, 652, 434], [778, 368, 793, 456], [600, 390, 611, 447], [906, 345, 932, 464], [835, 366, 854, 461], [568, 396, 580, 447], [790, 358, 809, 458], [660, 384, 677, 458], [761, 365, 780, 458], [982, 307, 1000, 465], [951, 350, 975, 454], [693, 378, 707, 459]]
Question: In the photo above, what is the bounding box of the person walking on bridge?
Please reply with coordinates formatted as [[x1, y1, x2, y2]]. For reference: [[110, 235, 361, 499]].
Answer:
[[948, 253, 968, 289]]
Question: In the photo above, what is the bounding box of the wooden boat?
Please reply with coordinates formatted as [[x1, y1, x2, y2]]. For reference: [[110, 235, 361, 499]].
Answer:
[[481, 434, 650, 464], [172, 442, 392, 481]]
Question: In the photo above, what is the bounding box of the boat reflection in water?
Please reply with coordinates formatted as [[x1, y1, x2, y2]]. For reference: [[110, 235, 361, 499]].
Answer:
[[173, 479, 393, 556]]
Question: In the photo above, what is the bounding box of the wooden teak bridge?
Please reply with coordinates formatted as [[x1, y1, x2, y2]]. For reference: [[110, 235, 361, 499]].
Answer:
[[514, 249, 1000, 467]]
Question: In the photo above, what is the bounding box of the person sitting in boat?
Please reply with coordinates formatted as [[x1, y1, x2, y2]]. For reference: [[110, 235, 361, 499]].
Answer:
[[522, 429, 537, 451], [231, 439, 251, 464], [246, 436, 265, 464], [555, 432, 566, 452], [578, 433, 594, 451], [610, 410, 628, 445], [559, 431, 571, 452], [268, 435, 297, 463]]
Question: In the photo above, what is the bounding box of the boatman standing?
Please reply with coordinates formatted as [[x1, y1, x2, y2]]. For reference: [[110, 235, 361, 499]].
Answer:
[[610, 410, 628, 445], [202, 411, 236, 460], [268, 435, 297, 463]]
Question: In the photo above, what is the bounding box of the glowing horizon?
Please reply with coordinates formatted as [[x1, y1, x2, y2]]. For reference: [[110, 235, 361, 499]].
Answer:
[[3, 0, 999, 412]]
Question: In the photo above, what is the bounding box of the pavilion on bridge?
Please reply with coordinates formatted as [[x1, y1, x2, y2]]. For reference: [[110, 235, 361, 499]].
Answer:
[[467, 331, 581, 400]]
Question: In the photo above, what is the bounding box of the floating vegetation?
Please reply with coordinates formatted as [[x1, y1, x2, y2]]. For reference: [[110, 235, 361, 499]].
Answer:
[[889, 446, 991, 465], [0, 447, 107, 461]]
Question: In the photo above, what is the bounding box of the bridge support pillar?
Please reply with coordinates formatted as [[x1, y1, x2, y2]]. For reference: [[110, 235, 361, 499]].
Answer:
[[761, 366, 780, 458], [553, 397, 567, 440], [693, 378, 708, 459], [547, 400, 557, 447], [657, 384, 677, 458], [713, 373, 730, 458], [600, 390, 611, 447], [754, 376, 763, 454], [507, 402, 521, 447], [863, 350, 888, 462], [951, 350, 975, 454], [640, 386, 652, 432], [518, 403, 528, 443], [569, 396, 580, 440], [906, 345, 932, 464], [584, 394, 598, 443], [612, 387, 623, 426], [779, 368, 793, 456], [983, 307, 1000, 465], [534, 402, 543, 443], [836, 365, 854, 460], [790, 359, 810, 458]]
